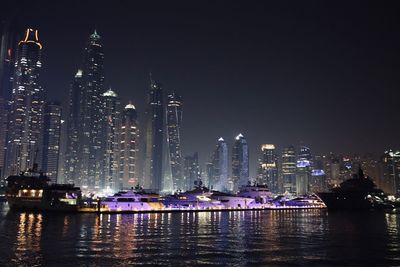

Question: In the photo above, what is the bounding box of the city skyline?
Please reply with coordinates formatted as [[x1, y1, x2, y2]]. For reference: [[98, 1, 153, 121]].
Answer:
[[2, 1, 400, 179]]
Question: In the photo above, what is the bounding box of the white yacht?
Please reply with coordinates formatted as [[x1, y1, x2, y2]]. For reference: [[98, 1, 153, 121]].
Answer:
[[211, 191, 255, 209], [236, 183, 273, 208], [100, 190, 164, 212], [163, 187, 223, 210]]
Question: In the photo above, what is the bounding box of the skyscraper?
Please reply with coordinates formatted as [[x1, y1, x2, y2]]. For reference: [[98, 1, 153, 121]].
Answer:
[[64, 69, 84, 185], [83, 30, 105, 191], [258, 144, 279, 193], [166, 92, 183, 191], [119, 103, 139, 189], [281, 145, 296, 193], [42, 101, 62, 183], [184, 152, 200, 190], [210, 137, 228, 192], [6, 28, 45, 176], [0, 17, 20, 101], [101, 88, 120, 191], [380, 150, 400, 196], [296, 146, 312, 195], [66, 30, 105, 191], [143, 75, 164, 192], [231, 134, 249, 191]]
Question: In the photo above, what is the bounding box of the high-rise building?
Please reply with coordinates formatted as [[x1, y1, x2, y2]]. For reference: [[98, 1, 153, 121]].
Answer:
[[281, 145, 296, 193], [119, 103, 139, 189], [6, 28, 45, 176], [380, 150, 400, 196], [310, 155, 327, 193], [83, 30, 105, 191], [210, 137, 228, 192], [231, 134, 249, 191], [184, 152, 200, 190], [0, 96, 6, 186], [166, 92, 183, 191], [143, 75, 164, 192], [296, 146, 312, 195], [258, 144, 279, 193], [0, 17, 20, 101], [66, 30, 105, 191], [42, 101, 62, 183], [64, 69, 84, 185], [101, 88, 120, 191]]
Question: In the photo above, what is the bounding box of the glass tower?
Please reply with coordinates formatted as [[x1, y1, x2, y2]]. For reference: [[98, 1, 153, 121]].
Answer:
[[166, 92, 183, 191], [231, 133, 249, 192], [144, 75, 164, 192]]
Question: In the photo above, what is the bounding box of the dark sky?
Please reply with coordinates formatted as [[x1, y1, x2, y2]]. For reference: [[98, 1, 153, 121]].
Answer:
[[3, 0, 400, 177]]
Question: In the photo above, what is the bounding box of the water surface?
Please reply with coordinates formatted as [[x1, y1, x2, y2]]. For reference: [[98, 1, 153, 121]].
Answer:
[[0, 203, 399, 266]]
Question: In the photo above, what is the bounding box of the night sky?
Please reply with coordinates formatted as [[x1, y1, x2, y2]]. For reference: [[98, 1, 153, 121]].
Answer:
[[2, 1, 400, 177]]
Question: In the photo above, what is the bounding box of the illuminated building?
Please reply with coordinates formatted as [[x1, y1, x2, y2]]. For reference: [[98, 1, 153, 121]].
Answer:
[[42, 102, 62, 183], [118, 102, 138, 189], [65, 30, 105, 191], [143, 74, 164, 192], [309, 156, 327, 192], [64, 69, 84, 185], [231, 134, 249, 191], [258, 144, 279, 193], [166, 92, 183, 191], [380, 150, 400, 196], [101, 88, 120, 191], [210, 137, 228, 192], [184, 152, 200, 190], [281, 145, 296, 193], [6, 28, 45, 176], [0, 97, 6, 186], [296, 146, 312, 195]]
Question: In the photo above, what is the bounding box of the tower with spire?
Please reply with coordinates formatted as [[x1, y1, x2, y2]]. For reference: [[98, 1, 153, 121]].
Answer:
[[65, 30, 105, 190], [143, 73, 164, 192]]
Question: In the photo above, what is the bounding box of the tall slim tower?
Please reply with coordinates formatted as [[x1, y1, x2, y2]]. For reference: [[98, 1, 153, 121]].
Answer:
[[6, 28, 45, 176], [143, 75, 164, 192], [64, 69, 84, 185], [119, 103, 139, 189], [258, 144, 279, 193], [101, 88, 120, 191], [210, 137, 228, 192], [231, 134, 249, 191], [81, 30, 105, 191], [166, 92, 183, 191], [0, 18, 20, 183], [281, 145, 296, 193], [42, 101, 62, 183]]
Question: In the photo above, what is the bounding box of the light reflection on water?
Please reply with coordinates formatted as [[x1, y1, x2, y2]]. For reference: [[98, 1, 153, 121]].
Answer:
[[0, 203, 399, 266]]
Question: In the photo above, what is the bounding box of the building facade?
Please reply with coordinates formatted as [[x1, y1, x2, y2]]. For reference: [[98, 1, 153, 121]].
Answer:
[[296, 146, 312, 195], [6, 28, 45, 176], [231, 134, 249, 191], [101, 88, 120, 191], [281, 145, 297, 193], [210, 137, 228, 192], [64, 69, 84, 185], [258, 144, 279, 193], [42, 102, 62, 183], [166, 92, 183, 191], [380, 150, 400, 196], [118, 103, 139, 189], [184, 152, 200, 191], [143, 75, 164, 192]]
